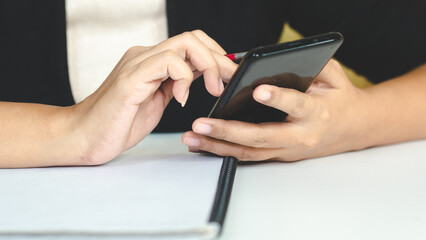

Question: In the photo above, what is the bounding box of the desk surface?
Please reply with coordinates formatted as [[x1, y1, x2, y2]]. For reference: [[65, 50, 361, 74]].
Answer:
[[2, 133, 425, 240], [130, 133, 426, 240]]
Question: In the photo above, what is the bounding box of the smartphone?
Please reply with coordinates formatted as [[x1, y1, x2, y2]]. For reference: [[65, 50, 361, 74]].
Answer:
[[208, 32, 343, 123]]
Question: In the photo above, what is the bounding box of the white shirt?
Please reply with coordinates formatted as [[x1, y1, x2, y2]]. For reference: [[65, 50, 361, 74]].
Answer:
[[66, 0, 168, 103]]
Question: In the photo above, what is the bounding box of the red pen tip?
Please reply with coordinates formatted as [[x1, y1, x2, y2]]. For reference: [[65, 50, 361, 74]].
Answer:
[[225, 53, 236, 61]]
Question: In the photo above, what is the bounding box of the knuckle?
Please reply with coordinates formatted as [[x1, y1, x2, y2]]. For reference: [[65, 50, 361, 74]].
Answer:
[[162, 49, 177, 59], [295, 93, 315, 117], [252, 131, 269, 147], [181, 31, 196, 41], [215, 122, 228, 140], [292, 93, 307, 116], [188, 66, 195, 76], [125, 46, 141, 56], [301, 136, 320, 150], [318, 107, 331, 121], [198, 137, 212, 152], [192, 29, 206, 36], [272, 87, 285, 104], [237, 147, 255, 161], [183, 70, 194, 81], [202, 55, 218, 70]]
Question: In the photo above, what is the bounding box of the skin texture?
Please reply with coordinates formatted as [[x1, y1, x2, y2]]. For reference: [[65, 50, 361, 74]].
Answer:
[[0, 30, 237, 168], [182, 61, 426, 161]]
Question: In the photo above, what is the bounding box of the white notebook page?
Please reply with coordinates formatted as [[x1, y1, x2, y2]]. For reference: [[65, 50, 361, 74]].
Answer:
[[0, 133, 222, 239]]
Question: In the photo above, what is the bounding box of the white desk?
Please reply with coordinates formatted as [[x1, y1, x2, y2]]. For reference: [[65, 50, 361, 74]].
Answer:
[[220, 140, 426, 240], [2, 133, 426, 240], [129, 134, 426, 240]]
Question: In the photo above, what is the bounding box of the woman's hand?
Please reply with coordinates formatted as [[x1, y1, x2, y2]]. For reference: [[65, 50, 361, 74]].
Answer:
[[182, 60, 371, 161], [67, 30, 237, 165]]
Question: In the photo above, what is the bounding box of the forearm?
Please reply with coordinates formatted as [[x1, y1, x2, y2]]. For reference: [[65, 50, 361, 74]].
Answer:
[[0, 102, 83, 168], [356, 64, 426, 149]]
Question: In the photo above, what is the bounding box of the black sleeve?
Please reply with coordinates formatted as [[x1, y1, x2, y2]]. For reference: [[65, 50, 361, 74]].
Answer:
[[166, 0, 286, 53], [0, 0, 75, 106], [284, 0, 426, 83]]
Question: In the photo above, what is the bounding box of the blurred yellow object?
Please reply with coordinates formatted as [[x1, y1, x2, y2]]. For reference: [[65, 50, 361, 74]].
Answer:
[[279, 23, 373, 88]]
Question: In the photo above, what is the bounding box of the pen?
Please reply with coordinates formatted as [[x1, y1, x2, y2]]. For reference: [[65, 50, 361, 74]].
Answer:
[[225, 52, 247, 61]]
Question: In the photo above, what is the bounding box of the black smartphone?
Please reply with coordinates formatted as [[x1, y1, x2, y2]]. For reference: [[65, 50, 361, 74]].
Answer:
[[208, 32, 343, 123]]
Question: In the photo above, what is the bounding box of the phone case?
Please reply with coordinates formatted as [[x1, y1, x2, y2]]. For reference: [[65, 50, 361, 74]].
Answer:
[[209, 32, 343, 123]]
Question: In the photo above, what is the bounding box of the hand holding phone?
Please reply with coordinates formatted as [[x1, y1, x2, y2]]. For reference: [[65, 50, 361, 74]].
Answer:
[[209, 32, 343, 123], [183, 32, 372, 162]]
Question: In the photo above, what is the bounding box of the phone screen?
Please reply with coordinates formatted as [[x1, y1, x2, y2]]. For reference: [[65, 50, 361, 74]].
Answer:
[[209, 33, 343, 123]]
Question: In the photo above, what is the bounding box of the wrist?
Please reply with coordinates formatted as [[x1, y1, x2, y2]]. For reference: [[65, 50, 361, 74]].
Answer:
[[47, 104, 92, 166], [329, 87, 376, 154], [62, 94, 136, 166], [345, 86, 384, 151]]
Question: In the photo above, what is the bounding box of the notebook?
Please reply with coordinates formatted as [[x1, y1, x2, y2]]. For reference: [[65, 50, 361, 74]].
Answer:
[[0, 133, 237, 240]]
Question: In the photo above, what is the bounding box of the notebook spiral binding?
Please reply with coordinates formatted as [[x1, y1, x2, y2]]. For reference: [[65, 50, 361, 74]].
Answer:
[[208, 156, 238, 234]]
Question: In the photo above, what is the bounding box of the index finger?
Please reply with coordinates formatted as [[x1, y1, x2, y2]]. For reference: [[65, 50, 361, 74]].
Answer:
[[191, 117, 300, 148], [190, 29, 227, 55], [149, 32, 230, 96]]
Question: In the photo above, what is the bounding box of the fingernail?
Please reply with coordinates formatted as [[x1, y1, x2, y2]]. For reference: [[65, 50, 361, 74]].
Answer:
[[194, 123, 212, 135], [181, 89, 190, 107], [256, 89, 271, 101], [184, 137, 200, 147]]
